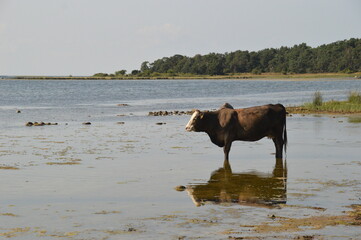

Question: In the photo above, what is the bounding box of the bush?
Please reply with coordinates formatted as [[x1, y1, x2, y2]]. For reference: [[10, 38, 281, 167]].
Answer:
[[312, 91, 323, 106], [93, 73, 109, 77], [251, 68, 262, 75], [131, 70, 141, 75]]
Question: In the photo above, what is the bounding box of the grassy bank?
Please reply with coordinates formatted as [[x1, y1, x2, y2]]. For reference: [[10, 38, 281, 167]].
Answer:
[[3, 72, 361, 80], [287, 91, 361, 114]]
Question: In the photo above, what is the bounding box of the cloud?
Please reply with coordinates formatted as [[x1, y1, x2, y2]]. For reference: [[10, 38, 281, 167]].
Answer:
[[0, 23, 5, 34], [0, 24, 13, 52]]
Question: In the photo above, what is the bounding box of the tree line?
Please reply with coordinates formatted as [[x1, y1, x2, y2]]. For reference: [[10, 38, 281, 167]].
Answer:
[[94, 38, 361, 77]]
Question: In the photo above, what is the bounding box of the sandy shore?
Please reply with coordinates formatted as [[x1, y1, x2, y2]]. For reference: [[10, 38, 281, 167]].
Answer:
[[3, 72, 361, 80]]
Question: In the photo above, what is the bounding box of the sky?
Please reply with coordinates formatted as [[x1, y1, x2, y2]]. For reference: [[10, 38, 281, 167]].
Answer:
[[1, 0, 361, 76]]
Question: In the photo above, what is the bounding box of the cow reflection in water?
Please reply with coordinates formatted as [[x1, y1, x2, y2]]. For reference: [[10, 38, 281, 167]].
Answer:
[[187, 158, 287, 207]]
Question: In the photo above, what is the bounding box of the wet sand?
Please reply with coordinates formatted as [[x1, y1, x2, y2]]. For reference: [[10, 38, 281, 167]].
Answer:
[[0, 114, 360, 239]]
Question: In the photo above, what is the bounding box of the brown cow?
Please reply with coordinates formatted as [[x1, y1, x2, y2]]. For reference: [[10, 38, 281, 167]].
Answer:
[[185, 103, 287, 161]]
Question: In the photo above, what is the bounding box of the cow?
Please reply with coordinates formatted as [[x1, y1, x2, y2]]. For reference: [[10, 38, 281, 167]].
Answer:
[[185, 103, 287, 161]]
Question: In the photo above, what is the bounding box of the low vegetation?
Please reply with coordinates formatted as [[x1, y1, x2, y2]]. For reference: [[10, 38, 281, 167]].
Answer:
[[348, 91, 361, 104], [10, 72, 361, 80], [288, 91, 361, 114]]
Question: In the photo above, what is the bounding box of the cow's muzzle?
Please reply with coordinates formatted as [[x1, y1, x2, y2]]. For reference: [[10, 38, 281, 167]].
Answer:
[[185, 126, 194, 132]]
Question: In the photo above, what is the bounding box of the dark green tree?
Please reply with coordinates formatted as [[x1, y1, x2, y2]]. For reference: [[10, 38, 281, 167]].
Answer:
[[140, 61, 150, 72], [114, 38, 361, 76], [115, 70, 127, 76]]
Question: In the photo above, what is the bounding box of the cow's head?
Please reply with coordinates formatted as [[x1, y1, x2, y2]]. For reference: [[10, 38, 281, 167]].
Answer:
[[185, 110, 204, 132]]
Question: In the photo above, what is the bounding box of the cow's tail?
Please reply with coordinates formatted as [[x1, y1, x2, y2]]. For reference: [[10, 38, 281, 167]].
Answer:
[[282, 106, 288, 154]]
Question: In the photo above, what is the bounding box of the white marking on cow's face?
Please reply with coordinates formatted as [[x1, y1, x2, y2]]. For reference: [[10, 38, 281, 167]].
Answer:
[[185, 110, 200, 132]]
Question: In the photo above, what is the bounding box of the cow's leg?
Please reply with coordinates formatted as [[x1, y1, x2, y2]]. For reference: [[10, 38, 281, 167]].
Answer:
[[273, 136, 284, 159], [223, 141, 232, 161]]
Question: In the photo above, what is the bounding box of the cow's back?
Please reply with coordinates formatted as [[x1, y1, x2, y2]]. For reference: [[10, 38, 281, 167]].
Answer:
[[235, 104, 286, 141]]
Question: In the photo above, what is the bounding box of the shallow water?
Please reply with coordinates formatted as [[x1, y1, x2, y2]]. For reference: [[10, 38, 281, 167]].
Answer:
[[1, 79, 361, 239]]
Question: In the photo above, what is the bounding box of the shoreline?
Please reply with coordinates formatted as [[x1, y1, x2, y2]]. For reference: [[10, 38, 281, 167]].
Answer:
[[1, 72, 361, 80]]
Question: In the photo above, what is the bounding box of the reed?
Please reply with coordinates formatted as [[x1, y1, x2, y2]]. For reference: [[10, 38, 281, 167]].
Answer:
[[312, 91, 323, 106]]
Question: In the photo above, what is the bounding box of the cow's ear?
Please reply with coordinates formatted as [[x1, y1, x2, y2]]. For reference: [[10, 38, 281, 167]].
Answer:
[[219, 109, 236, 128]]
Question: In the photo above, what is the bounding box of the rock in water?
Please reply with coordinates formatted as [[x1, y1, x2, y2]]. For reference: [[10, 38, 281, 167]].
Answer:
[[174, 185, 186, 191]]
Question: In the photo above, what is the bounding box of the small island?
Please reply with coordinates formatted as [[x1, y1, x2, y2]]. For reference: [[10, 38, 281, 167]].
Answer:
[[2, 38, 361, 81], [90, 38, 361, 80]]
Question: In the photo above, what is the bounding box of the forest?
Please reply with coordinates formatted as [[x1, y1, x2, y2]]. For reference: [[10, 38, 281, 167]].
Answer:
[[95, 38, 361, 77]]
